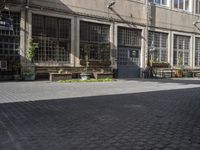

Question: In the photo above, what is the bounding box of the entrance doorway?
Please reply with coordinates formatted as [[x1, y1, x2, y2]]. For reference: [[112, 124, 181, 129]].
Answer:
[[117, 47, 140, 78], [117, 27, 142, 78]]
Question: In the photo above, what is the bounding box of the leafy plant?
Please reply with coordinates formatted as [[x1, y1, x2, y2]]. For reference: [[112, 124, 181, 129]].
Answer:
[[23, 68, 34, 76], [27, 39, 38, 62]]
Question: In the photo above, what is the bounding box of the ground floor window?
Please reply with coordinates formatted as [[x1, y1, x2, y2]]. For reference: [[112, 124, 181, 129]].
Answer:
[[80, 21, 110, 61], [32, 14, 71, 63], [0, 12, 20, 75], [173, 35, 190, 66], [148, 31, 168, 63], [195, 37, 200, 66]]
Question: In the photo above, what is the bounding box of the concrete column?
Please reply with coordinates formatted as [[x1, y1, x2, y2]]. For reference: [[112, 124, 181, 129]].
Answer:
[[75, 17, 80, 67], [141, 27, 146, 68], [20, 10, 25, 62], [27, 10, 32, 55], [70, 17, 75, 67], [110, 21, 117, 68], [170, 32, 174, 66], [113, 22, 118, 69], [168, 31, 172, 65], [191, 34, 195, 68]]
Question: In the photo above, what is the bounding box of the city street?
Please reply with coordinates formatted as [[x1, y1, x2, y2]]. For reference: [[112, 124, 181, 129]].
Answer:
[[0, 79, 200, 150]]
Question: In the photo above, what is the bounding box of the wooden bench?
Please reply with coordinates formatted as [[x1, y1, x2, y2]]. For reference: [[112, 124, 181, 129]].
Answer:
[[49, 73, 72, 82], [93, 72, 113, 79], [192, 69, 200, 77]]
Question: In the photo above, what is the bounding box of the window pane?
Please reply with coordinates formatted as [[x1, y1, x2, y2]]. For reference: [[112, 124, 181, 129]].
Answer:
[[179, 0, 184, 9], [46, 17, 57, 37], [196, 0, 200, 14], [162, 0, 167, 5], [174, 0, 178, 8], [185, 0, 189, 10]]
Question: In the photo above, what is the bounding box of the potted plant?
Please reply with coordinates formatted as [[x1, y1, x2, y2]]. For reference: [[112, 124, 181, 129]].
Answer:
[[23, 67, 35, 81], [80, 55, 91, 80], [174, 53, 183, 78], [80, 44, 91, 80], [23, 39, 38, 81], [13, 63, 22, 81]]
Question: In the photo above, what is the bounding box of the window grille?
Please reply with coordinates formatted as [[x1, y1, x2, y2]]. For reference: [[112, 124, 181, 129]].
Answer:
[[0, 12, 20, 73], [173, 35, 190, 66], [80, 21, 110, 61], [148, 31, 168, 63], [195, 38, 200, 66], [118, 27, 141, 47], [32, 15, 71, 63]]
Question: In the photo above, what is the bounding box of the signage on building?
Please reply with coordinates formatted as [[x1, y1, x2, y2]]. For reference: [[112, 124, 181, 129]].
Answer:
[[0, 14, 13, 31]]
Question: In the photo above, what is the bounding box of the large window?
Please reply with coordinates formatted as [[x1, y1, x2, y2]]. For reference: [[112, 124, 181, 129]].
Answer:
[[149, 0, 167, 5], [148, 31, 168, 63], [0, 12, 20, 74], [80, 21, 110, 61], [173, 35, 190, 66], [195, 38, 200, 66], [196, 0, 200, 14], [174, 0, 189, 11], [32, 15, 71, 63]]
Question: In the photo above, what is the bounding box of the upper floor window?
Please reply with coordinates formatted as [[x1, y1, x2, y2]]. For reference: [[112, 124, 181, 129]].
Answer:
[[196, 0, 200, 14], [149, 0, 167, 5], [174, 0, 189, 11]]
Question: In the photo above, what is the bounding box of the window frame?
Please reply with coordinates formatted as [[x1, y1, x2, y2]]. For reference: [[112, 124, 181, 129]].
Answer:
[[148, 31, 168, 63], [173, 35, 190, 66], [32, 14, 71, 64], [174, 0, 190, 11], [80, 21, 111, 61]]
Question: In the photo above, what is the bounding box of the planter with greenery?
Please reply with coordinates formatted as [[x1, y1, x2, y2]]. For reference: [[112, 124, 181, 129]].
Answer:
[[58, 78, 113, 83]]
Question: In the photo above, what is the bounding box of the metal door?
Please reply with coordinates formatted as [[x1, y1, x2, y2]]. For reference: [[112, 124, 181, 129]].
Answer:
[[117, 47, 140, 78]]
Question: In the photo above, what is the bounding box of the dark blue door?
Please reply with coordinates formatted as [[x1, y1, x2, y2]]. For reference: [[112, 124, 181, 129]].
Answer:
[[117, 47, 140, 78]]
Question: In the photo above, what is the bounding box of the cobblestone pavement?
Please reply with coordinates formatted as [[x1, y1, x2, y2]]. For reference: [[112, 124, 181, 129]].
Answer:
[[0, 79, 200, 150]]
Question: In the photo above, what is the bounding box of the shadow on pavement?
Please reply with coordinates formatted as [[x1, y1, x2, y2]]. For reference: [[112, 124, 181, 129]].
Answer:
[[0, 87, 200, 150], [119, 78, 200, 85]]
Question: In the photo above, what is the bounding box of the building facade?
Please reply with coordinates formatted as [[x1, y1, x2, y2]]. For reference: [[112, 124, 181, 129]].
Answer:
[[1, 0, 200, 79]]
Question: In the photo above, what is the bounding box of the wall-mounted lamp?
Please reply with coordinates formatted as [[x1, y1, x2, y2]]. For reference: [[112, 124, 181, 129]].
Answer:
[[107, 1, 116, 9]]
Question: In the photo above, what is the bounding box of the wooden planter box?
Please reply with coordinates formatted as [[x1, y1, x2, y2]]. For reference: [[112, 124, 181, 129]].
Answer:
[[152, 63, 170, 68], [49, 73, 72, 82], [93, 72, 113, 79]]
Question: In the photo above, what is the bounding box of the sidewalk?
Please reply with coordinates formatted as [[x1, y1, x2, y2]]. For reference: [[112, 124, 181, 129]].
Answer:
[[0, 79, 200, 104]]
